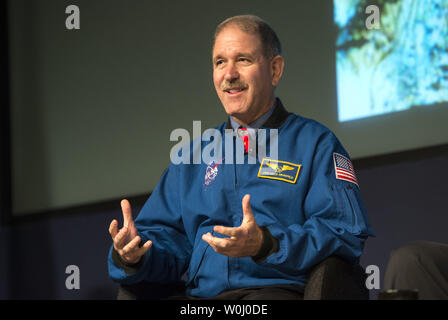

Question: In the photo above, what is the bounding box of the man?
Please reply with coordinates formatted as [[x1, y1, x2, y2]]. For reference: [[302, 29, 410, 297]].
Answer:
[[108, 15, 374, 299]]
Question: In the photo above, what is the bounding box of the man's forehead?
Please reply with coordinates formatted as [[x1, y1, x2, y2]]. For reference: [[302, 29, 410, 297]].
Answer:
[[212, 51, 256, 61], [212, 26, 262, 57]]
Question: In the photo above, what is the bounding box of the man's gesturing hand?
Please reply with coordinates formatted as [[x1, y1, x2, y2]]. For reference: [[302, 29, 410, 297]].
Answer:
[[202, 194, 263, 258], [109, 199, 152, 264]]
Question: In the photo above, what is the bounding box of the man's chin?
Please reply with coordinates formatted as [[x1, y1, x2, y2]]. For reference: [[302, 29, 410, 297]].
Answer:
[[221, 102, 249, 117]]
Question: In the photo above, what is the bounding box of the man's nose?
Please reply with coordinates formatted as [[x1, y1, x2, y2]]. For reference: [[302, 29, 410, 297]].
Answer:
[[224, 63, 239, 81]]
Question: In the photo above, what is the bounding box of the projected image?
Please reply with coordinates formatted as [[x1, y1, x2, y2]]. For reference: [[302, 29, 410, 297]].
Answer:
[[335, 0, 448, 122]]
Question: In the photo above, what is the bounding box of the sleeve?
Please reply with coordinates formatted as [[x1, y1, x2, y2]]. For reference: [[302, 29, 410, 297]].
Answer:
[[107, 164, 192, 284], [257, 131, 375, 275]]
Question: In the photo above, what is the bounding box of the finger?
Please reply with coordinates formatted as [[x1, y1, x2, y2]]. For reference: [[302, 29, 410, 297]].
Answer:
[[135, 240, 152, 257], [242, 194, 255, 224], [114, 226, 129, 250], [214, 225, 240, 238], [203, 233, 234, 251], [109, 219, 119, 239], [202, 232, 213, 244], [202, 232, 217, 249], [122, 235, 142, 255], [121, 199, 133, 228]]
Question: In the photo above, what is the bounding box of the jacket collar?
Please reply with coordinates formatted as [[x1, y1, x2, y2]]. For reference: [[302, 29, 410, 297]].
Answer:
[[225, 98, 291, 129]]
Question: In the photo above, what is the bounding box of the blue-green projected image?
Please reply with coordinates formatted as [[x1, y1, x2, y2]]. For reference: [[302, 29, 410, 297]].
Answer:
[[335, 0, 448, 122]]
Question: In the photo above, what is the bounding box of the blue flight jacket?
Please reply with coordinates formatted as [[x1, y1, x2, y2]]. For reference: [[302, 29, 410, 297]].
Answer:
[[108, 99, 375, 298]]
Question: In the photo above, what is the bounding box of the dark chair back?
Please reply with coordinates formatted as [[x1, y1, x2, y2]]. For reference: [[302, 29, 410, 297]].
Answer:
[[304, 256, 369, 300]]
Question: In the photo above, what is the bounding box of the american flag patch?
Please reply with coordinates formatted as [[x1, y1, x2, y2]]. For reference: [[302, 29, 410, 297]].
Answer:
[[333, 153, 358, 187]]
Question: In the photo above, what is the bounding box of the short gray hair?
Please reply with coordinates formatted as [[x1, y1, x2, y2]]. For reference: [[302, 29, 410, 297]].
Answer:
[[213, 15, 282, 59]]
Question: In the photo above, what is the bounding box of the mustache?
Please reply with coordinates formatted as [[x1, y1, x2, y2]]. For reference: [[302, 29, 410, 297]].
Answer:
[[220, 80, 248, 91]]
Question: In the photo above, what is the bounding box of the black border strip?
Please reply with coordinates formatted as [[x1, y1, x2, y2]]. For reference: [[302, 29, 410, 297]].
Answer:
[[1, 0, 12, 225]]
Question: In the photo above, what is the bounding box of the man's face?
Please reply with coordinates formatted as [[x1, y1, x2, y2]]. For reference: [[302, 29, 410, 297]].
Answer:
[[212, 26, 275, 124]]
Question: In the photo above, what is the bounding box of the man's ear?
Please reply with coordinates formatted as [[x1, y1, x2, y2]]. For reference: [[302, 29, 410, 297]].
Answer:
[[270, 55, 284, 87]]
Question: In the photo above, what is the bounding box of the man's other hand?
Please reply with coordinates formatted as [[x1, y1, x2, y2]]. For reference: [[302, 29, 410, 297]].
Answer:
[[202, 194, 263, 258], [109, 199, 152, 264]]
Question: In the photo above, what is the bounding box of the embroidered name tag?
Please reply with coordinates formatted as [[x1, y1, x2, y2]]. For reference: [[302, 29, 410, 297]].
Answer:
[[257, 158, 301, 184]]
